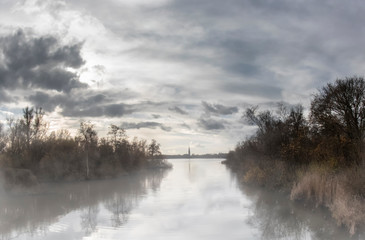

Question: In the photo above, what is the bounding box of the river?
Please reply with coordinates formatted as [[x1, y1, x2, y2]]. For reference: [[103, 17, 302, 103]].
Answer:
[[0, 159, 363, 240]]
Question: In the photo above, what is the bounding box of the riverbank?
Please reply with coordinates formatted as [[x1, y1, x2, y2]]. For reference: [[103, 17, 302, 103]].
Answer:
[[0, 110, 171, 190], [0, 158, 172, 193], [223, 77, 365, 235], [223, 158, 365, 235]]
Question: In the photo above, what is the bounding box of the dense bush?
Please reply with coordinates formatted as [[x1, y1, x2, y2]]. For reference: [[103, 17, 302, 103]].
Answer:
[[0, 110, 170, 184], [224, 77, 365, 234]]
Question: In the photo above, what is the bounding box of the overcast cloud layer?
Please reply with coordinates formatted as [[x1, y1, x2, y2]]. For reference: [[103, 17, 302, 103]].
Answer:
[[0, 0, 364, 154]]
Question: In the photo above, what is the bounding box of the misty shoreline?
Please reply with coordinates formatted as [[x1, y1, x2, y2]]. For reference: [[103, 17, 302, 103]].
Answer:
[[0, 168, 169, 239], [0, 110, 171, 191], [223, 77, 365, 235]]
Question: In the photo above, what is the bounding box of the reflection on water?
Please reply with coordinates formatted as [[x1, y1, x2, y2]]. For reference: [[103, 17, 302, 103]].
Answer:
[[241, 185, 361, 240], [0, 159, 363, 240], [80, 205, 99, 235], [0, 169, 169, 240], [228, 166, 365, 240]]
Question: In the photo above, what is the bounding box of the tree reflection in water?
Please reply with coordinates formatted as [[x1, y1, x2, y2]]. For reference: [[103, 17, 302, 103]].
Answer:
[[239, 181, 364, 240], [0, 168, 170, 239], [105, 193, 134, 227], [80, 205, 99, 235]]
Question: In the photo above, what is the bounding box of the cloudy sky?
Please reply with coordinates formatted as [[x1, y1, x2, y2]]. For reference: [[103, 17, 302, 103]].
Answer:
[[0, 0, 364, 154]]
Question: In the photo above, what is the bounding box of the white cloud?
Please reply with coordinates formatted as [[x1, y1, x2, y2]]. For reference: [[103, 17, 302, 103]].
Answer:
[[1, 0, 365, 153]]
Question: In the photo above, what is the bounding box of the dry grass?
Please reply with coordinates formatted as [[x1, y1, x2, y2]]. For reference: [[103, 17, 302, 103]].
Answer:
[[290, 171, 336, 206], [330, 184, 365, 235], [1, 167, 39, 192], [290, 165, 365, 235], [242, 159, 294, 190], [243, 166, 266, 186]]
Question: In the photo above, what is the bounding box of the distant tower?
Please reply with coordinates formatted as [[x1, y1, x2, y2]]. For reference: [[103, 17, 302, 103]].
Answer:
[[188, 146, 191, 158]]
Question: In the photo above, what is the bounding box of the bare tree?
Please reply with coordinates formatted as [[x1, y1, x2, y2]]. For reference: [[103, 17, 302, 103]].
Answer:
[[79, 121, 98, 178], [311, 76, 365, 165], [7, 117, 24, 155], [33, 107, 47, 141], [244, 106, 277, 136], [22, 107, 34, 149], [19, 107, 47, 149], [148, 139, 161, 160], [108, 124, 126, 150], [0, 122, 6, 153]]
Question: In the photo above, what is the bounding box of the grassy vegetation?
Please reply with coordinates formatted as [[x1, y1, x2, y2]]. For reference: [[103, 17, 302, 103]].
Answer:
[[0, 109, 171, 190], [223, 77, 365, 235]]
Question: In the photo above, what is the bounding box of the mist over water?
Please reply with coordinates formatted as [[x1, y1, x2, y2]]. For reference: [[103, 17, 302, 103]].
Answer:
[[0, 159, 363, 240]]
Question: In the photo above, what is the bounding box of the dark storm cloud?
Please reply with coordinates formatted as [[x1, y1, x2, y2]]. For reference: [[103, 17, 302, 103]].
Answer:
[[28, 90, 135, 117], [222, 82, 283, 99], [62, 103, 135, 117], [165, 0, 315, 20], [198, 118, 226, 130], [180, 123, 191, 129], [27, 89, 167, 118], [202, 101, 238, 115], [61, 0, 365, 92], [0, 89, 14, 103], [168, 106, 188, 115], [120, 0, 365, 95], [118, 1, 275, 79], [28, 91, 108, 112], [208, 37, 277, 78], [121, 121, 172, 132], [0, 29, 86, 92], [3, 0, 365, 143], [28, 91, 60, 111]]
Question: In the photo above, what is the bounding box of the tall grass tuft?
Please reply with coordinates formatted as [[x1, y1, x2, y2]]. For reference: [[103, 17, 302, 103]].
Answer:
[[290, 165, 365, 235]]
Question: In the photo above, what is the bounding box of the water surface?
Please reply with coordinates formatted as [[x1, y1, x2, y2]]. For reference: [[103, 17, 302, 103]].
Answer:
[[0, 159, 363, 239]]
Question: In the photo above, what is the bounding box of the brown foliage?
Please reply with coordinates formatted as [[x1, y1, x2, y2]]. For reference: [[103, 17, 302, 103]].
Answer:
[[225, 77, 365, 234], [1, 168, 38, 191], [290, 165, 365, 235], [0, 109, 169, 184]]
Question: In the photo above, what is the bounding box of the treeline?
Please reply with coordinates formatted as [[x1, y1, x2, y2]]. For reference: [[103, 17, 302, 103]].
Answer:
[[223, 77, 365, 235], [0, 108, 171, 186]]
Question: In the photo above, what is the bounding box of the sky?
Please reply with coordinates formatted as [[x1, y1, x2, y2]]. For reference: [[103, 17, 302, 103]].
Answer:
[[0, 0, 364, 154]]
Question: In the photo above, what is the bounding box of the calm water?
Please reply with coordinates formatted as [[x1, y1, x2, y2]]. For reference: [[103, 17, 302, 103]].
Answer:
[[0, 159, 363, 240]]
